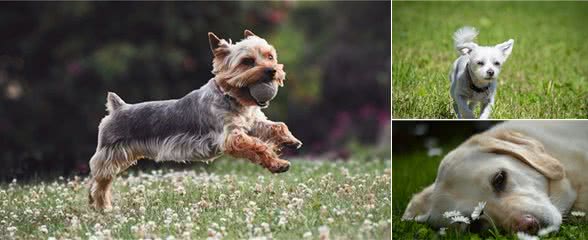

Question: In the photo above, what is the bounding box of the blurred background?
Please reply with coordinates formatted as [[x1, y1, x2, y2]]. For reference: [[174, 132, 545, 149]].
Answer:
[[392, 121, 500, 156], [0, 1, 391, 181]]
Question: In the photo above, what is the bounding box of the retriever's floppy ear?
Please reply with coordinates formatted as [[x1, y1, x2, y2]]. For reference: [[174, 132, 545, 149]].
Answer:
[[402, 184, 434, 222], [474, 130, 564, 180]]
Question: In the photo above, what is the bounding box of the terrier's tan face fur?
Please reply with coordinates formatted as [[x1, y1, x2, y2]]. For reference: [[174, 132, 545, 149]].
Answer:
[[209, 30, 286, 107]]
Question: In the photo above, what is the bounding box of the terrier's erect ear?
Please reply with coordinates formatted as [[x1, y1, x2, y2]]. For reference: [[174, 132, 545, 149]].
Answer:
[[496, 39, 514, 59], [244, 29, 257, 38], [208, 32, 230, 56], [456, 42, 478, 55]]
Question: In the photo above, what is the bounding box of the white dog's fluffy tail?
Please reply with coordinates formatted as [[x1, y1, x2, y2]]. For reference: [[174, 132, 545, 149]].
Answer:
[[453, 26, 478, 50]]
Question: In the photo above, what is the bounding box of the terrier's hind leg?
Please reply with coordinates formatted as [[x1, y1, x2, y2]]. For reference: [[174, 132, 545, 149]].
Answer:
[[88, 147, 137, 210]]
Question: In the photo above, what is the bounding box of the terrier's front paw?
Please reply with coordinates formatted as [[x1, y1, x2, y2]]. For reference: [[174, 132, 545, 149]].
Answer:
[[267, 159, 291, 173]]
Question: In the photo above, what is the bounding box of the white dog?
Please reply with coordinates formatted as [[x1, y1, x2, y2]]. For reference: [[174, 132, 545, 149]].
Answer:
[[402, 121, 588, 235], [450, 26, 514, 119]]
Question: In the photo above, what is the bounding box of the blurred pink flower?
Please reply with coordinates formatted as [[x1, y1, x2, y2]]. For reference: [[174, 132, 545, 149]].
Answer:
[[66, 62, 82, 76]]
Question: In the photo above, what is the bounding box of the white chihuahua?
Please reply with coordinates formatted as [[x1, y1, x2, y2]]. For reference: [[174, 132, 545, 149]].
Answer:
[[450, 26, 514, 119]]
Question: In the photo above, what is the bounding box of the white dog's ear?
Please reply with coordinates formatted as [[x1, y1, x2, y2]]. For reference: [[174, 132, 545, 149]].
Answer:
[[474, 130, 564, 180], [244, 29, 257, 38], [457, 43, 478, 55], [496, 39, 514, 58], [402, 184, 434, 222]]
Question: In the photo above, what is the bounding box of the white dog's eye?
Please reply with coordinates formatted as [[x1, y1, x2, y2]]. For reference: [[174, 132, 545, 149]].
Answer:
[[477, 61, 484, 66], [491, 170, 507, 192], [494, 61, 500, 66]]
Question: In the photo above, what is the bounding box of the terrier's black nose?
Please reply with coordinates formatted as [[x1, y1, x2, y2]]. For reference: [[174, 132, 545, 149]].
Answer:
[[487, 69, 494, 76], [264, 67, 276, 77]]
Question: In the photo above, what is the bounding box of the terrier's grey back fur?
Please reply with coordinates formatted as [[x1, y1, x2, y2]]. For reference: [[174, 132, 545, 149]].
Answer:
[[92, 79, 244, 173]]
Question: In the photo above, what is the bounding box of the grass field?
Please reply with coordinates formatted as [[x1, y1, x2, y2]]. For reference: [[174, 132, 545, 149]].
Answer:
[[392, 2, 588, 119], [0, 157, 390, 239], [392, 143, 588, 239]]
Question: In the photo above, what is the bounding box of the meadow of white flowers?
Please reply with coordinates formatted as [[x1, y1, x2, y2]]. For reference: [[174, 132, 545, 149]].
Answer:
[[0, 158, 391, 239]]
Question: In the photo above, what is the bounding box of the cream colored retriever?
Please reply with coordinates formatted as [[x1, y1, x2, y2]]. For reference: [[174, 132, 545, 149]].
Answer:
[[402, 121, 588, 234]]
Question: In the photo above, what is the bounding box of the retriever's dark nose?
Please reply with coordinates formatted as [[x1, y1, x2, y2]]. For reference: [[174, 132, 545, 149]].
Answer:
[[264, 67, 276, 77], [515, 214, 539, 235], [487, 69, 495, 77]]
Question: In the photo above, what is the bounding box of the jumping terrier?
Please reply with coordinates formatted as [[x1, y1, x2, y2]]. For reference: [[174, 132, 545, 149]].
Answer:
[[88, 30, 302, 210]]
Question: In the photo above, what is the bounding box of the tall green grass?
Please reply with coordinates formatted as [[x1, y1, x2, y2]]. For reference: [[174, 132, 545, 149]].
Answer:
[[392, 2, 588, 119]]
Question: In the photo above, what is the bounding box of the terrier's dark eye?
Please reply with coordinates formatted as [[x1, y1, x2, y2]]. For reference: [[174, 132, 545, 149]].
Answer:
[[268, 54, 274, 60], [477, 61, 484, 66], [494, 61, 500, 66], [242, 58, 255, 66], [491, 170, 507, 192]]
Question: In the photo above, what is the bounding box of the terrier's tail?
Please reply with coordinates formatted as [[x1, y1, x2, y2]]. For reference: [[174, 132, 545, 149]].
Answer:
[[453, 26, 478, 52], [106, 92, 126, 113]]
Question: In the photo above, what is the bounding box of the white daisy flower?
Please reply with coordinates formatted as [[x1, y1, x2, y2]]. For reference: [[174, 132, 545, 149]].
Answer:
[[450, 215, 470, 224], [571, 211, 586, 217], [438, 227, 446, 236], [516, 232, 539, 240], [471, 202, 486, 220], [443, 210, 462, 219]]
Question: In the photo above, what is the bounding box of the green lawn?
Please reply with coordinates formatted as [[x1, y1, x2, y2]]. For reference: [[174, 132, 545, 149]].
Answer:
[[392, 2, 588, 119], [0, 157, 390, 239], [392, 144, 588, 239]]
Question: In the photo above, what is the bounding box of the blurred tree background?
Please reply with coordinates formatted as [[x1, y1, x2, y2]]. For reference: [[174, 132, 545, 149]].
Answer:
[[0, 2, 390, 181]]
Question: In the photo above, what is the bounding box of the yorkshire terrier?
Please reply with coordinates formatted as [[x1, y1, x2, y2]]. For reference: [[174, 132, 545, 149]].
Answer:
[[88, 30, 302, 210]]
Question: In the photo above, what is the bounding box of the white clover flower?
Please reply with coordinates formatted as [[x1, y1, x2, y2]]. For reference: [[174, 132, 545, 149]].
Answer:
[[443, 210, 462, 219], [571, 211, 586, 217], [450, 215, 471, 224], [278, 216, 288, 227], [516, 232, 539, 240], [471, 201, 486, 220], [261, 222, 270, 232], [438, 227, 446, 236], [38, 225, 48, 234]]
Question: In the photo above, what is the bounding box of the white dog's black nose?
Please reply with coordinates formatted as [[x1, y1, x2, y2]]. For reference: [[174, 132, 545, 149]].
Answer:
[[487, 69, 494, 77]]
